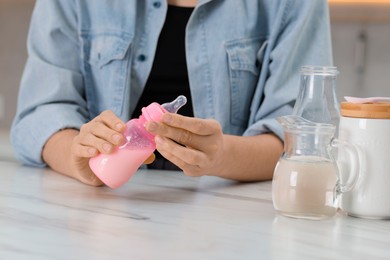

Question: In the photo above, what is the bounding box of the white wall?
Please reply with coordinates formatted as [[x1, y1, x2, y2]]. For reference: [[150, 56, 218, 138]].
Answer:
[[0, 0, 35, 131], [332, 22, 390, 101]]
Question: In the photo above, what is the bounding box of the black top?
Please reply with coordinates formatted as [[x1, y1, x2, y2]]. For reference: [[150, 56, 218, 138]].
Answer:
[[132, 5, 194, 170], [132, 5, 194, 118]]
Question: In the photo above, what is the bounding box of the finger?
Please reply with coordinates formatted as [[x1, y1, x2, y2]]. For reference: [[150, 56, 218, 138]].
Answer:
[[88, 120, 125, 146], [94, 110, 125, 132], [143, 153, 156, 165], [161, 113, 220, 136], [76, 132, 116, 154], [71, 143, 98, 158], [155, 135, 207, 168], [157, 145, 203, 177], [146, 121, 207, 149]]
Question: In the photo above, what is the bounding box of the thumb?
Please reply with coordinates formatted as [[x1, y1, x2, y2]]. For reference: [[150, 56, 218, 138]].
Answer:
[[143, 153, 156, 165]]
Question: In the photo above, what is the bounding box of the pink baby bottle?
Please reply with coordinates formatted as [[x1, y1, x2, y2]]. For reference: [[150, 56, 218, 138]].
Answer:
[[89, 95, 187, 188]]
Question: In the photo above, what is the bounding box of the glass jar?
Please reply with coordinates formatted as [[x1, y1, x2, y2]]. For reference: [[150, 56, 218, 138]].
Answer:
[[292, 66, 340, 129]]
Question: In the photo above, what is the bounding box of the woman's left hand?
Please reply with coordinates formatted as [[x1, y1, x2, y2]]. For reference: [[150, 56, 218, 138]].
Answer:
[[145, 113, 225, 177]]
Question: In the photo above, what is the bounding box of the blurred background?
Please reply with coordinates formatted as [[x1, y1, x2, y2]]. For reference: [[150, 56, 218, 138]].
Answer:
[[1, 0, 390, 160]]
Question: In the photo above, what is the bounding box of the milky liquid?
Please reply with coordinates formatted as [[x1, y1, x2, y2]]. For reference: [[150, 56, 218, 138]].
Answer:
[[89, 147, 154, 188], [272, 156, 338, 219]]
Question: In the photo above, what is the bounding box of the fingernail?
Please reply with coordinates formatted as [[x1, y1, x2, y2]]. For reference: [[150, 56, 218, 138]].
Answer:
[[116, 123, 124, 131], [148, 122, 158, 131], [112, 134, 121, 143], [155, 136, 163, 145], [163, 114, 172, 123], [88, 148, 96, 155], [103, 143, 111, 152]]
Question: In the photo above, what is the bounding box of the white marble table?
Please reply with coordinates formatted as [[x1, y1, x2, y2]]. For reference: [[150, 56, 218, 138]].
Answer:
[[1, 161, 390, 260]]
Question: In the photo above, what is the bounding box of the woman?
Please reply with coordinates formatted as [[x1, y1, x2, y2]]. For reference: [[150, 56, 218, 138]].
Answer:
[[11, 0, 333, 186]]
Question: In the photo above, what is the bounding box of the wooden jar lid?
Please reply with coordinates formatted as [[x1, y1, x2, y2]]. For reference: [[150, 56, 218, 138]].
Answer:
[[341, 102, 390, 119]]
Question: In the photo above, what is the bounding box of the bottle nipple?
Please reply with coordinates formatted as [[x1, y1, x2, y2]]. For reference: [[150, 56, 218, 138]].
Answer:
[[161, 95, 187, 114], [141, 95, 187, 123]]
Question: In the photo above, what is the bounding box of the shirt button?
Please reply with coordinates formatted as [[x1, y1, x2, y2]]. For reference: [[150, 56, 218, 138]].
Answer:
[[153, 2, 161, 8], [137, 54, 147, 62]]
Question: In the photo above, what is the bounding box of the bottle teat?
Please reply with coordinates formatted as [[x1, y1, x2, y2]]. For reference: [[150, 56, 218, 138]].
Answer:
[[161, 95, 187, 114], [141, 95, 187, 123]]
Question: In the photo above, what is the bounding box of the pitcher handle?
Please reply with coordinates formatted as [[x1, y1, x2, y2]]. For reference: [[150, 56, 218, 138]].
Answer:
[[331, 139, 360, 194]]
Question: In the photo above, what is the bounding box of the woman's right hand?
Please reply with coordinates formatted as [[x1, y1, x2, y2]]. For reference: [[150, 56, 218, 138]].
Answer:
[[69, 110, 127, 186], [44, 110, 155, 186]]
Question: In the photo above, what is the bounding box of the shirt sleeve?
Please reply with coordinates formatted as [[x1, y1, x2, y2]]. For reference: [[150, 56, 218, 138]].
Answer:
[[244, 0, 333, 140], [10, 0, 88, 167]]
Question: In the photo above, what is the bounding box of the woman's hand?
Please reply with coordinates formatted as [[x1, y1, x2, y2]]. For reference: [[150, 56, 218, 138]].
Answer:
[[69, 110, 127, 185], [145, 113, 225, 177], [145, 113, 283, 182], [43, 110, 155, 186]]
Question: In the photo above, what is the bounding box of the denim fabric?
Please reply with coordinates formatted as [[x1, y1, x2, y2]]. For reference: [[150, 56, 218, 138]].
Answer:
[[11, 0, 333, 167]]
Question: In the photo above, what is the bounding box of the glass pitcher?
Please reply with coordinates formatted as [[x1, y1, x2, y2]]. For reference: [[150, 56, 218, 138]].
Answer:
[[272, 115, 359, 220]]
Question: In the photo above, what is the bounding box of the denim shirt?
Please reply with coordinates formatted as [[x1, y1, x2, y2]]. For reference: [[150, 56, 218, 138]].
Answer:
[[11, 0, 333, 167]]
